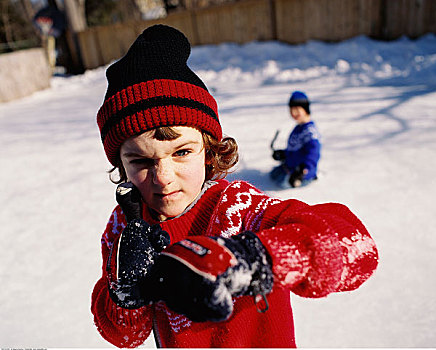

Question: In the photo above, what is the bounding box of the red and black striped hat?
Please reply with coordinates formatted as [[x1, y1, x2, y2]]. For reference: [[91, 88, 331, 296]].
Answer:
[[97, 24, 222, 166]]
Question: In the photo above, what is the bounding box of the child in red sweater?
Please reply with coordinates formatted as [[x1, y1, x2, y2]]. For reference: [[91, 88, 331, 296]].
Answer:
[[91, 24, 378, 348]]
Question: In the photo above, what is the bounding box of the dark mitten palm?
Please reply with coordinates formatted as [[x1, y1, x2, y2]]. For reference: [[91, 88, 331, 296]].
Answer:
[[272, 149, 286, 161], [107, 182, 170, 309], [151, 232, 273, 322], [289, 164, 307, 187]]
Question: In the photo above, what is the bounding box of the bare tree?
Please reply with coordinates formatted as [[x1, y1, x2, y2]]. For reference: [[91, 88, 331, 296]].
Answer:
[[63, 0, 87, 32], [0, 0, 41, 52], [117, 0, 142, 21], [19, 0, 36, 22], [1, 0, 16, 50]]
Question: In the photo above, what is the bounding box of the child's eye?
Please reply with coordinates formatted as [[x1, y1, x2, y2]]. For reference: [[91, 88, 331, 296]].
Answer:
[[174, 149, 191, 157], [130, 158, 154, 167]]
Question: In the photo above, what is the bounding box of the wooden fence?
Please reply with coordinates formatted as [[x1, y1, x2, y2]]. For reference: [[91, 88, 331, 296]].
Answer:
[[76, 0, 436, 69]]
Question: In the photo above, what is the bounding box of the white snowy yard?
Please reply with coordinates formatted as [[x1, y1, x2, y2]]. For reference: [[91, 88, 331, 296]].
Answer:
[[1, 34, 435, 348]]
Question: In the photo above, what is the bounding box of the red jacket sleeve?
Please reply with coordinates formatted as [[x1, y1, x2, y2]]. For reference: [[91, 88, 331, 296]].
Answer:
[[208, 181, 378, 299], [90, 206, 154, 348], [255, 199, 378, 298]]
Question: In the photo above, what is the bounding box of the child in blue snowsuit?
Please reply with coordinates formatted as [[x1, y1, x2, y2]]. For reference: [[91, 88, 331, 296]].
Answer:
[[270, 91, 321, 188]]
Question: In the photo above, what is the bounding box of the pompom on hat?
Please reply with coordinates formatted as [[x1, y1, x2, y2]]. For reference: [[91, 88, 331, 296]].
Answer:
[[288, 91, 310, 115], [97, 24, 222, 166]]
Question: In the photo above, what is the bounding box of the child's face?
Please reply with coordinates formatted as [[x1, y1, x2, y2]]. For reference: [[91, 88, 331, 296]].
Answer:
[[120, 126, 206, 221], [290, 106, 311, 124]]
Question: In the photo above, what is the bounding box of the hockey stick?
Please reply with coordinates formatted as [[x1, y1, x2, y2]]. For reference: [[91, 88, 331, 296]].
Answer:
[[270, 130, 280, 151]]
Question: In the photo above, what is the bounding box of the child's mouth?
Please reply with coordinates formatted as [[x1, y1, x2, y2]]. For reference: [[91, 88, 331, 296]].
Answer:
[[156, 190, 180, 200]]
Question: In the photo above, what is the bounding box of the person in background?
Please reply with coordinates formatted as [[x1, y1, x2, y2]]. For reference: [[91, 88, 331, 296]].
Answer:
[[270, 91, 321, 188], [90, 25, 378, 348]]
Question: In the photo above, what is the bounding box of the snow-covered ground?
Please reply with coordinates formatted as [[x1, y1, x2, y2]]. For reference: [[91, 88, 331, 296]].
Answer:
[[1, 34, 435, 348]]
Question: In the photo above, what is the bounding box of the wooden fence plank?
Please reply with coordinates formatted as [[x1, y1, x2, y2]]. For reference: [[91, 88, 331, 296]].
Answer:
[[425, 0, 436, 34], [276, 0, 305, 44], [77, 27, 103, 69], [193, 0, 274, 44], [358, 0, 381, 37]]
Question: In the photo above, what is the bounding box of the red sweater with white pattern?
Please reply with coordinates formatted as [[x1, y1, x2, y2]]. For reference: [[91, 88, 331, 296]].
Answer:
[[91, 180, 378, 348]]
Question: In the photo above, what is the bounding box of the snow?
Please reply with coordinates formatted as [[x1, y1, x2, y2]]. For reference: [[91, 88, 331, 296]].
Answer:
[[1, 33, 436, 348]]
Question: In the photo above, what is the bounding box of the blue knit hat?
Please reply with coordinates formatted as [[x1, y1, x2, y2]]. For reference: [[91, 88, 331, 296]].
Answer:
[[288, 91, 310, 114]]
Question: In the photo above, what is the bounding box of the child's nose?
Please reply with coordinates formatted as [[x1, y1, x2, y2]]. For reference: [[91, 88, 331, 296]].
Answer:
[[152, 159, 174, 186]]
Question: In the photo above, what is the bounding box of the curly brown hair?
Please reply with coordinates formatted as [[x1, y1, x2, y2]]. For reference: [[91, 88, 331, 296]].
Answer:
[[109, 126, 239, 184]]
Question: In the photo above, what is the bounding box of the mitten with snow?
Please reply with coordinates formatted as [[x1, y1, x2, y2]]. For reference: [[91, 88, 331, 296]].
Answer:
[[106, 183, 170, 309], [149, 231, 273, 322], [289, 164, 308, 188]]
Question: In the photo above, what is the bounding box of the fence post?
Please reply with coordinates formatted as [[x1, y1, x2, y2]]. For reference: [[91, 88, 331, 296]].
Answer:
[[269, 0, 277, 40]]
